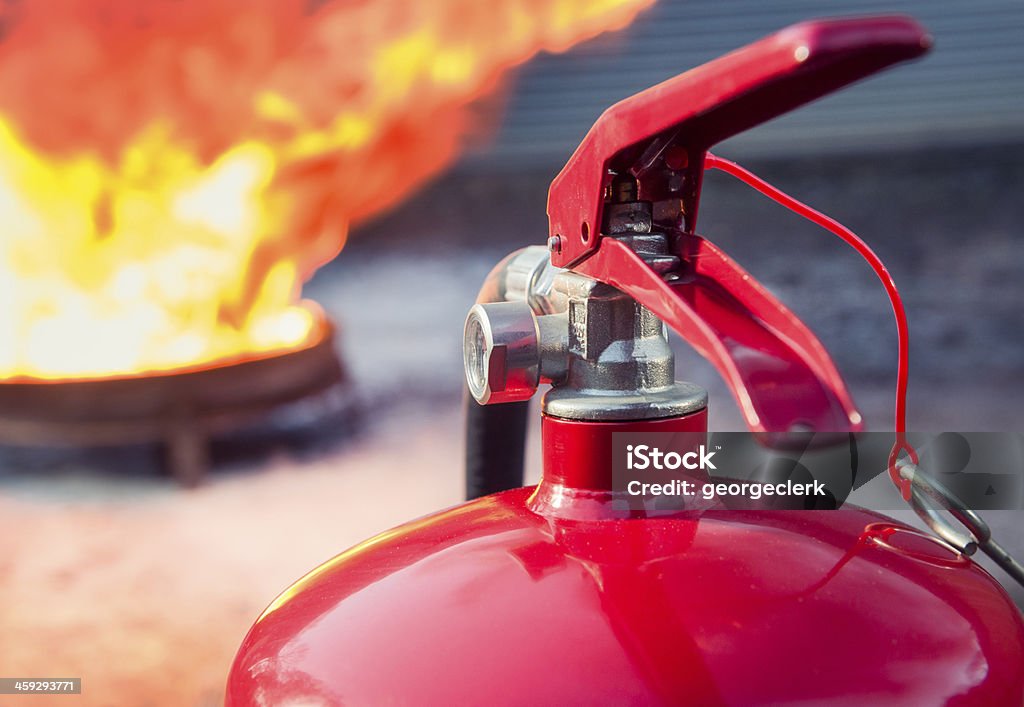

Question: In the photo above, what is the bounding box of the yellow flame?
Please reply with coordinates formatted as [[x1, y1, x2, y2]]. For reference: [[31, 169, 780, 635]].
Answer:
[[0, 121, 313, 379], [0, 0, 653, 381]]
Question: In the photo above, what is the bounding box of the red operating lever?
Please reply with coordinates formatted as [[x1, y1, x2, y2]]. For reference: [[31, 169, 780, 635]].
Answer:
[[547, 16, 931, 439]]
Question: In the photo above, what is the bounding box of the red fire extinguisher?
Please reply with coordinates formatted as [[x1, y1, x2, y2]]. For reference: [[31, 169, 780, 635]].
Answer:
[[227, 16, 1024, 705]]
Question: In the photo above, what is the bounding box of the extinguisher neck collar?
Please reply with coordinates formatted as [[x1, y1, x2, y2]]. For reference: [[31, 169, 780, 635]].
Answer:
[[531, 409, 709, 520]]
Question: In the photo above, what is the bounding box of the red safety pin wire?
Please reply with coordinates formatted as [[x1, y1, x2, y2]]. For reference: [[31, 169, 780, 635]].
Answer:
[[704, 152, 917, 500]]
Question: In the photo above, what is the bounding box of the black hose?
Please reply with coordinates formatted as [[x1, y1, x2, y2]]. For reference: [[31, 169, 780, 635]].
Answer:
[[464, 394, 529, 500], [463, 247, 542, 500]]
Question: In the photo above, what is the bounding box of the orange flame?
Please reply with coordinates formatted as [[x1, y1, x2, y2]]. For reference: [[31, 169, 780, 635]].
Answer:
[[0, 0, 652, 380]]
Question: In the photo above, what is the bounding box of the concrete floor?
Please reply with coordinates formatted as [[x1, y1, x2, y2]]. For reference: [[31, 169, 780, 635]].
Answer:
[[0, 404, 469, 706]]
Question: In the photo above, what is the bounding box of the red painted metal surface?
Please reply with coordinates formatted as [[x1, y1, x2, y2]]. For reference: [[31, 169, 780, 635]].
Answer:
[[533, 411, 708, 519], [227, 488, 1024, 705], [540, 411, 708, 492]]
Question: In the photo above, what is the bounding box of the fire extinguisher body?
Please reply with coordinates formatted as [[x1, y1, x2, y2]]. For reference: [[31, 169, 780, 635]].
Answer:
[[226, 485, 1024, 705]]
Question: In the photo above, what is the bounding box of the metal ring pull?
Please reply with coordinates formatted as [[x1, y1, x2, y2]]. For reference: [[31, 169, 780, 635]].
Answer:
[[898, 461, 1024, 588]]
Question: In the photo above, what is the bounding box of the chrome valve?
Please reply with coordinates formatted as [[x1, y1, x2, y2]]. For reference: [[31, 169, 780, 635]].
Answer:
[[464, 301, 540, 404], [463, 238, 706, 421]]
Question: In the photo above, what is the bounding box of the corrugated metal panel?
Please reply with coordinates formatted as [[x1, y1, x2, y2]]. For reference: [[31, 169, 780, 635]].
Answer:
[[469, 0, 1024, 165]]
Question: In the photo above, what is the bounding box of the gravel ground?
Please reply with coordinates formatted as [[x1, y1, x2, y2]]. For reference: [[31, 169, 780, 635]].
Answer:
[[0, 145, 1021, 705]]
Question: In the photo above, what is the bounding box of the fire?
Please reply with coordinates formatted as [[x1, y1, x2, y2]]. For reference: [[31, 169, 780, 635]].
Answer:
[[0, 0, 652, 380]]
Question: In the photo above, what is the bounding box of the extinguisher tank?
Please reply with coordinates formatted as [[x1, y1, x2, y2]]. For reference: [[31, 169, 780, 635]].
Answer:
[[227, 17, 1024, 706], [228, 487, 1024, 705]]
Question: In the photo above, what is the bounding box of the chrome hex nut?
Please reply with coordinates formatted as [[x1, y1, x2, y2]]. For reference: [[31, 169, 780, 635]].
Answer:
[[464, 302, 540, 405]]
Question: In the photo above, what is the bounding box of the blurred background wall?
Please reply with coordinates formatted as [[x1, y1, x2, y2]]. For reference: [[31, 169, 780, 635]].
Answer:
[[485, 0, 1024, 162]]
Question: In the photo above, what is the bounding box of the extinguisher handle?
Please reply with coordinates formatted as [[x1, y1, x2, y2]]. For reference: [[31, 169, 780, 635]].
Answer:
[[547, 15, 931, 268], [552, 16, 931, 438]]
